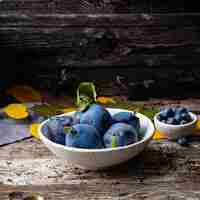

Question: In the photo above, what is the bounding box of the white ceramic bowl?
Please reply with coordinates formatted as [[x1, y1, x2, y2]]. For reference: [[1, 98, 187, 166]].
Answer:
[[154, 112, 197, 140], [39, 108, 155, 170]]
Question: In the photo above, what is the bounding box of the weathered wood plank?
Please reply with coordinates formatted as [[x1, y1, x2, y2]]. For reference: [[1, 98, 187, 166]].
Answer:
[[0, 138, 52, 159], [1, 52, 200, 98], [1, 12, 200, 97], [0, 138, 200, 199], [1, 55, 200, 98], [0, 0, 199, 14], [0, 0, 150, 14], [0, 183, 200, 200], [1, 14, 200, 80], [1, 14, 200, 27], [1, 27, 200, 49], [0, 139, 199, 182], [1, 14, 200, 70], [0, 101, 200, 199]]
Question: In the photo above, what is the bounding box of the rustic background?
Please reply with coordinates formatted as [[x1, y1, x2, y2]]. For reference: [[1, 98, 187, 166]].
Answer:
[[1, 1, 200, 99], [1, 3, 200, 199]]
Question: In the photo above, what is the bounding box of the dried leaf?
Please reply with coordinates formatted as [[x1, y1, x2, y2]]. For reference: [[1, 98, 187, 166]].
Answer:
[[139, 107, 158, 121], [192, 119, 200, 134], [32, 104, 63, 118], [153, 130, 167, 140], [196, 119, 200, 129], [29, 123, 40, 139], [3, 103, 28, 119], [62, 107, 76, 113], [108, 99, 158, 120], [97, 96, 116, 104], [6, 85, 42, 102]]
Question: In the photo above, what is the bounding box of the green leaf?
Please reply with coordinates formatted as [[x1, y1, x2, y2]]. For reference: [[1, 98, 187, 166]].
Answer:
[[111, 135, 118, 148], [139, 107, 158, 120], [76, 82, 97, 111], [63, 126, 72, 134], [108, 99, 159, 121], [31, 104, 64, 118]]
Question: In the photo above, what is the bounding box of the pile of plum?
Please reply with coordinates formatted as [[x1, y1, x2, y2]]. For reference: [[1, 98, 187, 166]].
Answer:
[[157, 107, 193, 125], [42, 104, 140, 149]]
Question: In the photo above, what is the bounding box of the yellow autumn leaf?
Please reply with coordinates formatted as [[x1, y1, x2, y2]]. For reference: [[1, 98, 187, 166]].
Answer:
[[133, 107, 140, 113], [6, 85, 42, 102], [196, 120, 200, 129], [62, 107, 76, 113], [29, 123, 40, 139], [97, 96, 116, 104], [192, 119, 200, 134], [153, 130, 168, 140], [3, 103, 29, 119]]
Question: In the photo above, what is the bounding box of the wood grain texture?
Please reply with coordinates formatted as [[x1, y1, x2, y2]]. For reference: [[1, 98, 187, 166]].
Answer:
[[0, 0, 200, 14], [0, 138, 200, 199], [1, 3, 200, 200], [1, 14, 200, 99], [1, 14, 200, 72], [1, 1, 200, 98], [0, 101, 200, 199], [1, 14, 200, 27], [1, 14, 200, 50]]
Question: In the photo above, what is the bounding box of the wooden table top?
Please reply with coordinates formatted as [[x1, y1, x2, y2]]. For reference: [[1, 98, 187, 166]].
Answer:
[[0, 136, 200, 200]]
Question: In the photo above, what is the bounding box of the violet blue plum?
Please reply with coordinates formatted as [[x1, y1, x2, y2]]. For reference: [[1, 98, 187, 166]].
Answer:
[[80, 104, 112, 136], [58, 116, 74, 126], [103, 122, 138, 148], [112, 112, 140, 132], [73, 111, 83, 124], [65, 124, 103, 149], [46, 117, 73, 145], [41, 124, 56, 142]]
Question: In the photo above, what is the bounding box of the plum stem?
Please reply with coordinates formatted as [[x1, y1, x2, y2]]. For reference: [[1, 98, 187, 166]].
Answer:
[[111, 135, 117, 148], [63, 126, 72, 134]]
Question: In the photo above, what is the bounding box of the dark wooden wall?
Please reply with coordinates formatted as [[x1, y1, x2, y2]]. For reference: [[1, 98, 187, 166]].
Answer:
[[1, 1, 200, 99]]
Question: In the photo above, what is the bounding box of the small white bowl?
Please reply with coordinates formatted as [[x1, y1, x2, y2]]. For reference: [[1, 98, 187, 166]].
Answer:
[[39, 108, 155, 170], [154, 111, 197, 140]]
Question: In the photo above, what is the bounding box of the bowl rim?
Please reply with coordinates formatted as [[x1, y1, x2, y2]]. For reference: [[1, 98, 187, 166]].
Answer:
[[154, 111, 197, 128], [38, 107, 155, 153]]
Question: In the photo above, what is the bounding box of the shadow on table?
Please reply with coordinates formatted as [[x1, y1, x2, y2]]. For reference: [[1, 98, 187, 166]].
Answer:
[[73, 143, 179, 180]]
